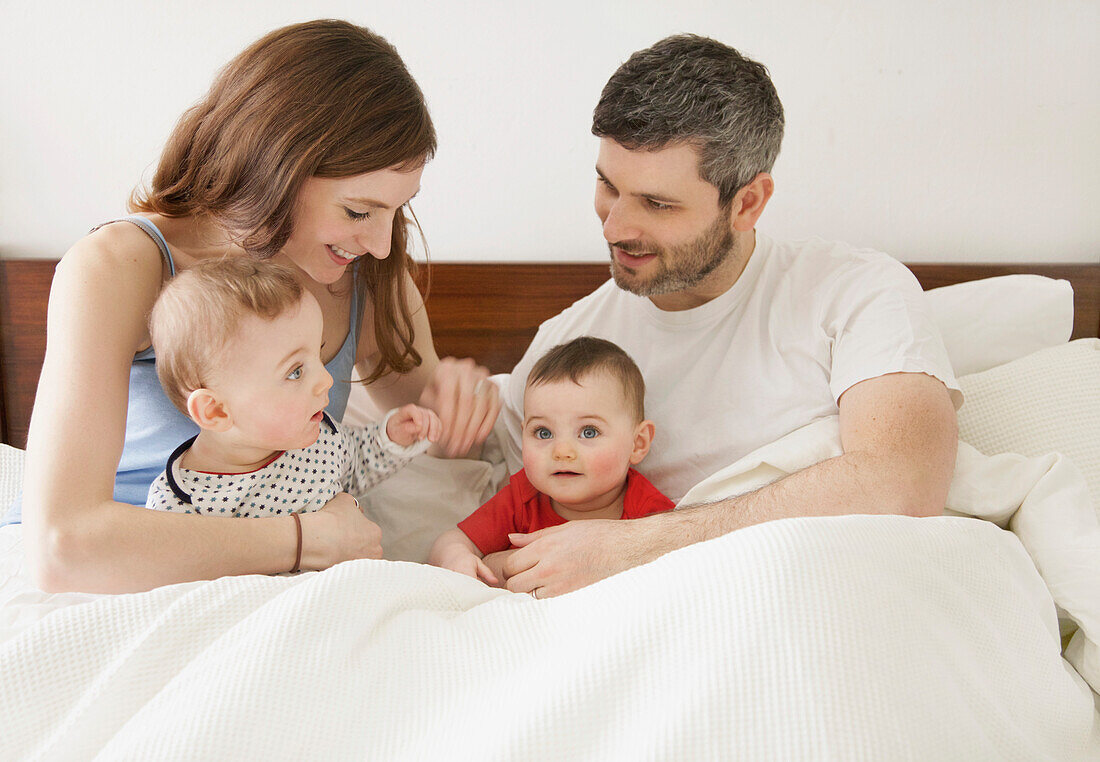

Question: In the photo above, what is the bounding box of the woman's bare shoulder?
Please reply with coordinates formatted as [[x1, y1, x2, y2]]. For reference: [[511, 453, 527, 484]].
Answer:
[[57, 218, 168, 293]]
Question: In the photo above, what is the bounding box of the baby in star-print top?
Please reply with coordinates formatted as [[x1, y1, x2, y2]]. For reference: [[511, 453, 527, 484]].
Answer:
[[144, 258, 440, 519]]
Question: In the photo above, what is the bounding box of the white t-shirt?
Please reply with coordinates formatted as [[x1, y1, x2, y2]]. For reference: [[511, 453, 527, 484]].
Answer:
[[500, 232, 961, 502]]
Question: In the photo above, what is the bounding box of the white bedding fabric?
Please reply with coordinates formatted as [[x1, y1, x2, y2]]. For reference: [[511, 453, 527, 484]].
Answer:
[[924, 274, 1074, 375], [957, 338, 1100, 511], [2, 420, 1099, 759], [679, 417, 1100, 699]]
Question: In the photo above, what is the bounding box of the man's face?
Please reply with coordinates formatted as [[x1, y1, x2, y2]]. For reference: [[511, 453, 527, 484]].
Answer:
[[594, 139, 738, 305]]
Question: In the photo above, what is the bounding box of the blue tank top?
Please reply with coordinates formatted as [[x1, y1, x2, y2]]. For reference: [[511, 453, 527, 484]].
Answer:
[[3, 216, 363, 524]]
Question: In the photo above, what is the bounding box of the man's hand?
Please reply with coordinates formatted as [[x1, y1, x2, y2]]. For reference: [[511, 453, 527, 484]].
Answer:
[[503, 519, 662, 598]]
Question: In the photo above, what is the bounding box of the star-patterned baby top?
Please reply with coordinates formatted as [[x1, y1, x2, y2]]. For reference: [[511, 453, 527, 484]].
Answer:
[[146, 411, 429, 517]]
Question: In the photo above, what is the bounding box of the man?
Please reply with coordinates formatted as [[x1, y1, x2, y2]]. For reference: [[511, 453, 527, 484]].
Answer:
[[497, 34, 960, 599]]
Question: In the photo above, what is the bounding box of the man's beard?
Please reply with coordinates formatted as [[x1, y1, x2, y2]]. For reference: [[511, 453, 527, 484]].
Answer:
[[609, 212, 736, 298]]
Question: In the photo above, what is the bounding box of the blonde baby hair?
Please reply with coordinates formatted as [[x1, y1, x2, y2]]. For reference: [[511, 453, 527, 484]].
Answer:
[[149, 257, 304, 414]]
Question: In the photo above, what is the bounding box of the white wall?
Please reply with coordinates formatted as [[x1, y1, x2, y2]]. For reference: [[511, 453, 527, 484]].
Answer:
[[1, 0, 1097, 264]]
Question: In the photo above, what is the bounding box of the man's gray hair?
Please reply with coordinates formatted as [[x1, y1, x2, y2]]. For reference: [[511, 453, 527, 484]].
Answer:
[[592, 34, 784, 206]]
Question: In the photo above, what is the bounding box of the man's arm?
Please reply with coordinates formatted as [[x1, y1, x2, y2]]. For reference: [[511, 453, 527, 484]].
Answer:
[[503, 372, 957, 598]]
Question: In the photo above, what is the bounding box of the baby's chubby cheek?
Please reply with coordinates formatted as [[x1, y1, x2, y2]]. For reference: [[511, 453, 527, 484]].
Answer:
[[584, 449, 631, 480], [263, 410, 317, 449], [521, 449, 540, 474]]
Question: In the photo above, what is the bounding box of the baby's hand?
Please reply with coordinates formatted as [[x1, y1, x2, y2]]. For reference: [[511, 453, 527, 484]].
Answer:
[[443, 552, 499, 586], [428, 529, 498, 586], [386, 404, 442, 448], [480, 549, 516, 588]]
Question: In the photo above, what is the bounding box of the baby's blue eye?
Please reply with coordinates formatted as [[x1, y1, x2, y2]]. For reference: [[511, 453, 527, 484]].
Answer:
[[534, 427, 552, 440], [287, 366, 303, 380], [580, 426, 599, 439]]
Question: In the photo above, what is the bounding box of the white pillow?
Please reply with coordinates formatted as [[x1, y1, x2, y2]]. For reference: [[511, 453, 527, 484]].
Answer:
[[957, 339, 1100, 511], [361, 454, 503, 563], [925, 275, 1073, 376], [348, 374, 512, 562]]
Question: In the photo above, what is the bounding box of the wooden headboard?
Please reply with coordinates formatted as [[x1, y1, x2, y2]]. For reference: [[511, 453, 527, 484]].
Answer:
[[2, 259, 1098, 448]]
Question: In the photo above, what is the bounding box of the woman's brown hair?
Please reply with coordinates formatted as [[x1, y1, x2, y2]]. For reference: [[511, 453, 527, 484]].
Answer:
[[132, 19, 437, 382]]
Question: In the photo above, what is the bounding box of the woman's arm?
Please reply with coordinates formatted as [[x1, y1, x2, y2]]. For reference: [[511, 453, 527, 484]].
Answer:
[[356, 272, 500, 457], [22, 227, 381, 593]]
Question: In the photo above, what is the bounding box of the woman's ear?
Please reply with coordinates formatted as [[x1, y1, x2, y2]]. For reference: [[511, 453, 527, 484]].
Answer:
[[728, 172, 775, 232], [629, 420, 656, 465], [186, 388, 232, 432]]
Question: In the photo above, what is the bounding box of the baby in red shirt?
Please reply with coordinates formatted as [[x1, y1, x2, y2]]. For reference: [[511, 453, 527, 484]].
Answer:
[[429, 336, 675, 586]]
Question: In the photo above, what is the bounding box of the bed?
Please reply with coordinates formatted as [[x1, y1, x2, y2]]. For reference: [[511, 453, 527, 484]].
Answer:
[[1, 258, 1099, 760]]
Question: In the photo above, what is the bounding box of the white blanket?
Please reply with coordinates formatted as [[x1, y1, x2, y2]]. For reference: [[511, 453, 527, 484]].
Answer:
[[680, 417, 1100, 698], [2, 421, 1099, 760]]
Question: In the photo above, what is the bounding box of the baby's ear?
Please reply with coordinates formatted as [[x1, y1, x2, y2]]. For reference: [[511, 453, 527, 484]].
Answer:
[[186, 388, 232, 432], [629, 419, 656, 465]]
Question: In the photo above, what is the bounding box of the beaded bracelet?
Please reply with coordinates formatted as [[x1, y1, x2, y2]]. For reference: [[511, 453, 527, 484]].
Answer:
[[290, 512, 303, 573]]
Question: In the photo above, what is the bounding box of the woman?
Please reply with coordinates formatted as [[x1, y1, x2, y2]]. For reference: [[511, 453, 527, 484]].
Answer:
[[19, 20, 500, 593]]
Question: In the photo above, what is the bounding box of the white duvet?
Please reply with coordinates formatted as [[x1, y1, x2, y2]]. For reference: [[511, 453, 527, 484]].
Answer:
[[2, 419, 1098, 760]]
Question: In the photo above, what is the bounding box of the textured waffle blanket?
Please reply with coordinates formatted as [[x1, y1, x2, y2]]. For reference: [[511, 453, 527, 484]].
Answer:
[[2, 420, 1098, 760]]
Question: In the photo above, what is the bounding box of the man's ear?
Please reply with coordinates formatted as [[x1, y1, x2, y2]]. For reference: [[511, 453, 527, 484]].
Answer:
[[629, 420, 656, 465], [186, 388, 232, 432], [728, 172, 775, 232]]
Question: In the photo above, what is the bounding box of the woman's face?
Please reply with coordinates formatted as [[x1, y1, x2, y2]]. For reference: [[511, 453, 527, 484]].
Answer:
[[279, 165, 424, 284]]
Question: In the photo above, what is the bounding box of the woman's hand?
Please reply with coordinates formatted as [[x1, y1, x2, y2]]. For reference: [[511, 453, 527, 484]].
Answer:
[[301, 493, 383, 569], [418, 357, 501, 458]]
